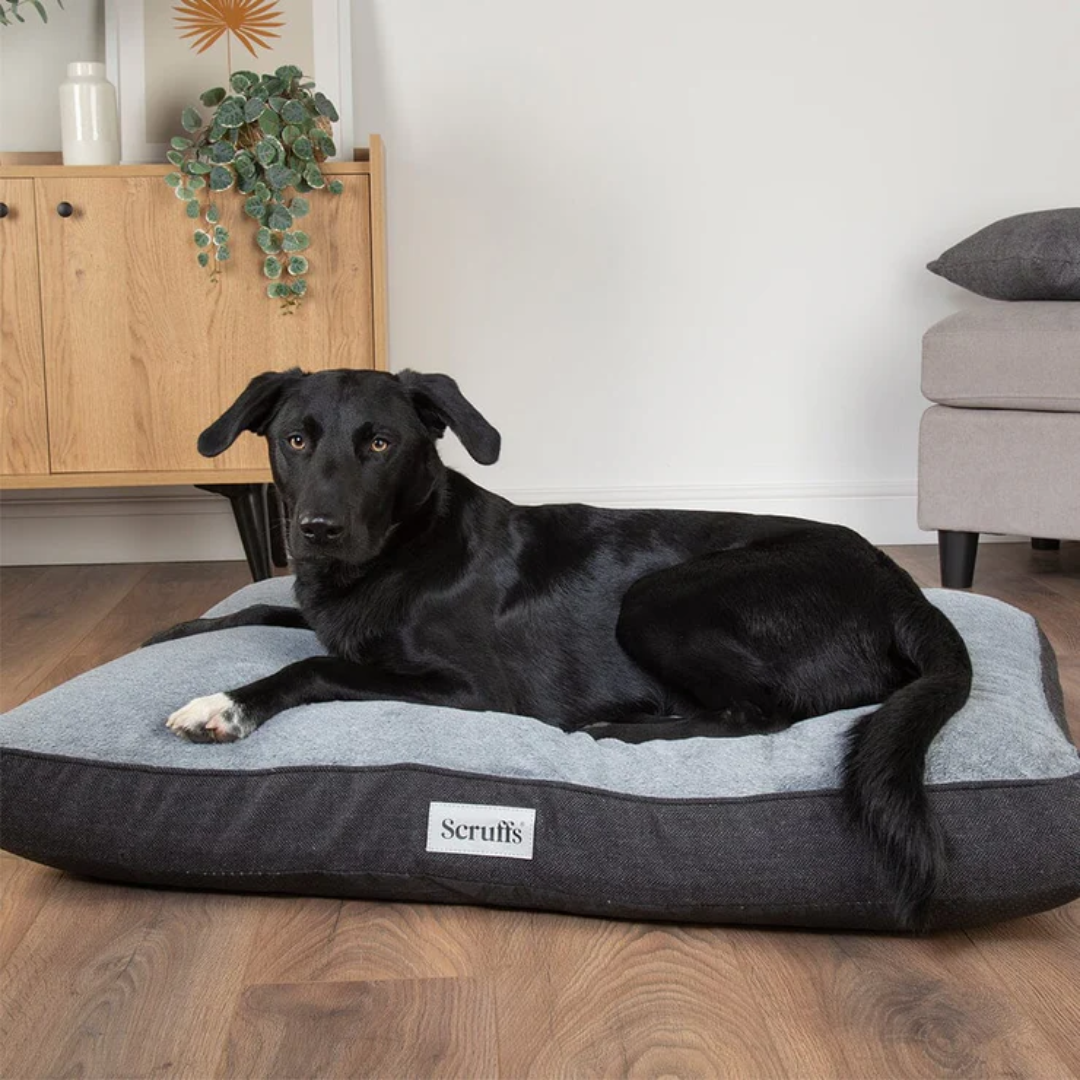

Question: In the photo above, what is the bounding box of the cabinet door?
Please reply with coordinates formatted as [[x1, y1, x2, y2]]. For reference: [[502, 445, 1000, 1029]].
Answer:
[[35, 175, 374, 473], [0, 179, 50, 475]]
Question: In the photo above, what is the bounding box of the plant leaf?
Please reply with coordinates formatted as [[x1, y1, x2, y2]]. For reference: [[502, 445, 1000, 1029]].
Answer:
[[194, 229, 211, 248], [164, 172, 182, 187], [255, 136, 281, 166], [328, 179, 344, 195], [175, 184, 195, 200], [181, 107, 202, 132], [208, 165, 234, 191], [205, 204, 220, 224], [256, 227, 281, 254], [286, 255, 308, 276], [200, 87, 226, 108], [291, 279, 308, 297], [166, 149, 183, 166], [266, 165, 299, 192], [289, 196, 310, 218], [268, 95, 287, 113], [266, 202, 294, 230], [197, 251, 210, 267], [303, 162, 325, 188], [313, 93, 340, 122], [215, 245, 231, 262], [188, 175, 206, 190], [185, 199, 201, 218], [217, 100, 245, 128], [280, 99, 307, 125], [170, 136, 192, 151], [291, 135, 314, 161], [263, 256, 282, 279], [212, 225, 229, 246], [233, 150, 255, 176], [281, 124, 300, 146], [209, 140, 235, 163], [259, 109, 282, 138], [243, 97, 266, 123], [244, 195, 266, 220], [188, 161, 212, 174], [281, 230, 310, 252]]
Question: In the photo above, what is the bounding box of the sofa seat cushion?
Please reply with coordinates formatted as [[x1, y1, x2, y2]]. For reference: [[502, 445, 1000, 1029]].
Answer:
[[923, 302, 1080, 412]]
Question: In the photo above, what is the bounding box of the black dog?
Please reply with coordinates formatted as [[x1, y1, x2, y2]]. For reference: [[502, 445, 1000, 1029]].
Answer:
[[152, 367, 972, 929]]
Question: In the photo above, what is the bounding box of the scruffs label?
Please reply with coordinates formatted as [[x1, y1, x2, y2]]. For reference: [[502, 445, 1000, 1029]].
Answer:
[[426, 802, 536, 860]]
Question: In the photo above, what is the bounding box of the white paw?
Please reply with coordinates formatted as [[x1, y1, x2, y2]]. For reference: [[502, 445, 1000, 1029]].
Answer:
[[165, 692, 255, 743]]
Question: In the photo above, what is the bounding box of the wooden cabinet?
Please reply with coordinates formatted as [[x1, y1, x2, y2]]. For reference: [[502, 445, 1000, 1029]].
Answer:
[[0, 138, 386, 487], [0, 178, 50, 475]]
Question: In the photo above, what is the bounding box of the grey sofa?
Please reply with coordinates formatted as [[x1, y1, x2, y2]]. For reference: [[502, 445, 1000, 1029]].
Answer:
[[919, 302, 1080, 587]]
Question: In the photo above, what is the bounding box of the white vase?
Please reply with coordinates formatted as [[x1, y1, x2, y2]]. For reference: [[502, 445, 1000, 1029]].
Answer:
[[59, 62, 120, 166]]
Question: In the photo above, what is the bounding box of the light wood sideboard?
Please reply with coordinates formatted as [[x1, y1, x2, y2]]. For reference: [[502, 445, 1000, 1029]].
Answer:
[[0, 137, 387, 575]]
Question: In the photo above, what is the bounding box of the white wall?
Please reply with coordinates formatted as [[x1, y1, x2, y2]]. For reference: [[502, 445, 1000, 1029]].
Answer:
[[4, 0, 1080, 561]]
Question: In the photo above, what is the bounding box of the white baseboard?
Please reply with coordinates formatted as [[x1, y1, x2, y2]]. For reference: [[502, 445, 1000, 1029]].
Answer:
[[0, 480, 987, 566]]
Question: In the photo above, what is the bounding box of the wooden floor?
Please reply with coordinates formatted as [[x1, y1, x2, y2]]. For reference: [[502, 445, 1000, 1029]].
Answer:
[[1, 545, 1078, 1079]]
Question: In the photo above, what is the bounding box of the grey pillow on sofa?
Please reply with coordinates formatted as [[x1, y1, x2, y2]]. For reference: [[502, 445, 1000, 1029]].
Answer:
[[927, 208, 1080, 300], [1, 577, 1078, 932]]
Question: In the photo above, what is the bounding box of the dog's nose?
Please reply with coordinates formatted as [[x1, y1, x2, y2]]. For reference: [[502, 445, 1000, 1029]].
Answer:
[[299, 515, 344, 545]]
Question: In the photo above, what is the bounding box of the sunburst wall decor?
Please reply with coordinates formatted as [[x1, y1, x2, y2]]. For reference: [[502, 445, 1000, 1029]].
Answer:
[[174, 0, 285, 68]]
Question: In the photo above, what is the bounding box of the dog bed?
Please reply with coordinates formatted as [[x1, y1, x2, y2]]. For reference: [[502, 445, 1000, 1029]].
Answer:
[[1, 577, 1077, 931]]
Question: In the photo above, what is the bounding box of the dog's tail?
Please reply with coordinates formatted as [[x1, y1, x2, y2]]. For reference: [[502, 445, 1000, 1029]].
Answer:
[[842, 595, 972, 931]]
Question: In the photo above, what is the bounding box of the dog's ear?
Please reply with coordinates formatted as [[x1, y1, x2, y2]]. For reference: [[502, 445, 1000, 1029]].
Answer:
[[397, 370, 501, 465], [198, 369, 304, 457]]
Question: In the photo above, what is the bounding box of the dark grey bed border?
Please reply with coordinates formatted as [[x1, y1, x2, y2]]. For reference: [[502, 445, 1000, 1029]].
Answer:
[[3, 748, 1077, 931]]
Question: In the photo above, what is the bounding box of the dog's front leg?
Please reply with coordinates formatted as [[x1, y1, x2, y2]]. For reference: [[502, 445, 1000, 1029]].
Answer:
[[166, 657, 465, 743], [144, 603, 311, 647]]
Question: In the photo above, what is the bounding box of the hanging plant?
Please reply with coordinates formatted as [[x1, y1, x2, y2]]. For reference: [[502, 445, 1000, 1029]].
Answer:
[[0, 0, 63, 26], [165, 65, 344, 311]]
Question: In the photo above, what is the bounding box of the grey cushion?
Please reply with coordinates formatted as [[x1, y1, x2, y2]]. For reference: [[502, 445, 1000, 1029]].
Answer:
[[928, 209, 1080, 301], [923, 302, 1080, 412], [1, 577, 1077, 931]]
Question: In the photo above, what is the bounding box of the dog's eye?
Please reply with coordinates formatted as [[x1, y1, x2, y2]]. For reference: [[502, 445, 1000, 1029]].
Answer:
[[287, 434, 306, 451], [370, 437, 390, 453]]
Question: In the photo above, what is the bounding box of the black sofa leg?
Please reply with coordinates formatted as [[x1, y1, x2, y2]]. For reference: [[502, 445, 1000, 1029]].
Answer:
[[938, 530, 979, 589], [1031, 537, 1060, 551], [197, 483, 272, 582]]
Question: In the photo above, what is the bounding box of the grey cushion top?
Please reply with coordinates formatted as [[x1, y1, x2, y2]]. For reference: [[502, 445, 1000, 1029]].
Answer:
[[927, 208, 1080, 303], [2, 577, 1076, 799], [923, 301, 1080, 412]]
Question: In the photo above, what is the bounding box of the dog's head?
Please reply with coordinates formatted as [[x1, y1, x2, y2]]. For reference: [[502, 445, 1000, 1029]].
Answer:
[[198, 368, 500, 563]]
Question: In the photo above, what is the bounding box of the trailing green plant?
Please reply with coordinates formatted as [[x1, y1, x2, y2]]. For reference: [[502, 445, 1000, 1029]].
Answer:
[[0, 0, 63, 26], [165, 65, 343, 311]]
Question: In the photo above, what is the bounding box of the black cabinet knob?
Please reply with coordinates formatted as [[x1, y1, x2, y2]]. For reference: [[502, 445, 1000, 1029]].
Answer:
[[57, 201, 74, 218], [0, 202, 8, 218]]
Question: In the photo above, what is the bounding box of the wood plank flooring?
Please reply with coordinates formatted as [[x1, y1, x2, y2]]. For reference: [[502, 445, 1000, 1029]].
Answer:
[[1, 546, 1078, 1079]]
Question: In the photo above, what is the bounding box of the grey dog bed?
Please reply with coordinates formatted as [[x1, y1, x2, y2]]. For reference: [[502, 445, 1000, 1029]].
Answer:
[[1, 578, 1077, 931]]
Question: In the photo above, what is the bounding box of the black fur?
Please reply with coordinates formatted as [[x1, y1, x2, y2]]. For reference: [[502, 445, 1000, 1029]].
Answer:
[[153, 368, 973, 930]]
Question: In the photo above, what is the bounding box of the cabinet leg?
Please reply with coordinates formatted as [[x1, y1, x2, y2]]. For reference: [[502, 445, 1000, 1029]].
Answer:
[[938, 530, 979, 589], [267, 484, 290, 568], [197, 483, 271, 581], [1031, 538, 1060, 551]]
